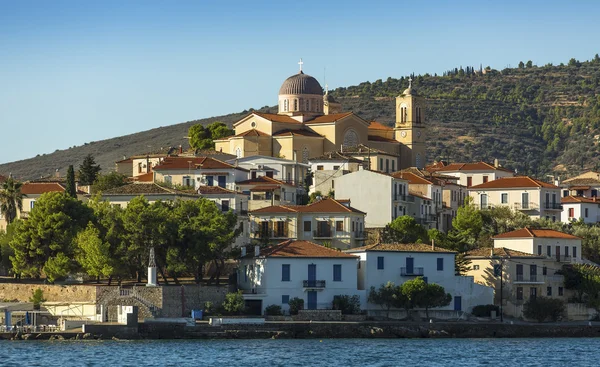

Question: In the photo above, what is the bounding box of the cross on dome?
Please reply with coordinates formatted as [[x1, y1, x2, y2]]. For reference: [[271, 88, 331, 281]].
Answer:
[[298, 58, 304, 72]]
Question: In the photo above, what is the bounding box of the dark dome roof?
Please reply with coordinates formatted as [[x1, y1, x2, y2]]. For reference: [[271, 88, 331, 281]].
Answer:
[[279, 71, 323, 95]]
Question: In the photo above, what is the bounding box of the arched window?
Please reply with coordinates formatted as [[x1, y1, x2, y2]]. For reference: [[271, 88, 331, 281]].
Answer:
[[294, 99, 298, 111], [305, 99, 310, 111], [284, 100, 288, 112], [343, 130, 359, 147], [302, 147, 309, 163]]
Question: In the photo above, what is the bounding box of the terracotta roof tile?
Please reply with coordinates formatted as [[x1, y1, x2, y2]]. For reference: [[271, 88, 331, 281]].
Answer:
[[197, 186, 238, 195], [21, 182, 67, 195], [305, 112, 354, 124], [469, 176, 559, 189], [133, 172, 154, 183], [232, 129, 270, 138], [101, 183, 199, 197], [429, 161, 513, 173], [368, 135, 398, 143], [257, 240, 358, 258], [493, 227, 580, 240], [368, 121, 393, 131], [563, 178, 600, 186], [250, 112, 300, 123], [272, 129, 323, 138], [250, 198, 365, 214], [391, 171, 433, 185], [153, 156, 248, 172], [309, 151, 363, 163], [408, 191, 431, 201], [466, 247, 544, 258], [237, 176, 290, 186], [346, 243, 455, 253], [561, 195, 600, 204]]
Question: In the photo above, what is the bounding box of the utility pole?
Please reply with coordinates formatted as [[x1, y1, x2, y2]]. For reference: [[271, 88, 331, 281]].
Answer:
[[500, 258, 504, 322]]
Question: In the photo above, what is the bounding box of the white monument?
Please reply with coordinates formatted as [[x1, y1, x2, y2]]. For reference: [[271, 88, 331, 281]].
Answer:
[[147, 247, 157, 287]]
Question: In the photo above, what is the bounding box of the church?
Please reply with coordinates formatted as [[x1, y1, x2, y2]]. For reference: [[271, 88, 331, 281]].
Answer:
[[214, 61, 427, 169]]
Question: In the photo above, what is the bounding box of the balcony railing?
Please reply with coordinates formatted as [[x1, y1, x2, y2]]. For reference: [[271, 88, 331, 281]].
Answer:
[[303, 280, 326, 288], [515, 274, 544, 283], [313, 230, 332, 239], [514, 202, 539, 211], [394, 194, 415, 203], [543, 202, 563, 210], [354, 231, 366, 239], [400, 267, 424, 276], [251, 229, 289, 239], [555, 255, 573, 263], [426, 214, 437, 222]]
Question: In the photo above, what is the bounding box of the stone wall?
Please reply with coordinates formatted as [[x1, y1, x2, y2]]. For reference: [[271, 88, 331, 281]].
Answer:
[[161, 285, 228, 318], [0, 283, 97, 303], [294, 310, 342, 321]]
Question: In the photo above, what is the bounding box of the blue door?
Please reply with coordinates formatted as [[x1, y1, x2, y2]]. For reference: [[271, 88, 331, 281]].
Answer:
[[307, 291, 317, 310], [454, 296, 462, 311], [308, 264, 316, 287], [406, 257, 414, 274]]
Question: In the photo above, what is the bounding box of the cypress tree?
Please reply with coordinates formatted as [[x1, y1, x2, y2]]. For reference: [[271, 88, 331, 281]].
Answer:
[[66, 165, 77, 198], [78, 154, 101, 186]]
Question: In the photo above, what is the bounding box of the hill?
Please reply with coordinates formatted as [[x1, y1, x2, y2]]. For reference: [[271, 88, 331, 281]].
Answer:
[[1, 55, 600, 180]]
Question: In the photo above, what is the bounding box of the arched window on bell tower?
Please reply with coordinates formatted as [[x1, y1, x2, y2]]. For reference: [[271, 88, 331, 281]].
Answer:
[[284, 100, 288, 112]]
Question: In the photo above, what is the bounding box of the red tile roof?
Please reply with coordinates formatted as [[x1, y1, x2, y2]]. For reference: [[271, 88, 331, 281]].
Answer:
[[272, 129, 323, 138], [561, 195, 600, 204], [346, 243, 455, 253], [232, 129, 270, 138], [391, 171, 433, 185], [133, 172, 154, 183], [469, 176, 559, 189], [197, 186, 238, 195], [368, 135, 398, 143], [153, 156, 247, 172], [237, 176, 291, 186], [408, 191, 431, 201], [368, 121, 393, 131], [493, 228, 580, 240], [429, 161, 513, 173], [253, 112, 302, 124], [21, 182, 66, 195], [466, 247, 544, 258], [101, 183, 199, 197], [257, 240, 358, 258], [250, 198, 365, 214], [305, 112, 354, 124]]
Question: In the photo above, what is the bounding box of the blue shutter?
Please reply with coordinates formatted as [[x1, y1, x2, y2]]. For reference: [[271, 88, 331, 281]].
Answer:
[[282, 264, 290, 281], [437, 258, 444, 271], [377, 257, 384, 270], [333, 264, 342, 281], [282, 295, 289, 304]]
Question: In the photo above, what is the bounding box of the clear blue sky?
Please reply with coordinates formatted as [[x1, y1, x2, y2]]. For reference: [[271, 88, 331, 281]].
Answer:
[[1, 0, 599, 164]]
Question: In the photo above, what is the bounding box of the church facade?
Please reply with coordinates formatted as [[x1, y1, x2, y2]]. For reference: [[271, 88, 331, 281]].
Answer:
[[214, 63, 427, 169]]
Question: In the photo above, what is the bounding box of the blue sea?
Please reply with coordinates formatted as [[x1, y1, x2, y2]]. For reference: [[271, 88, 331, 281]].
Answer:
[[0, 338, 597, 366]]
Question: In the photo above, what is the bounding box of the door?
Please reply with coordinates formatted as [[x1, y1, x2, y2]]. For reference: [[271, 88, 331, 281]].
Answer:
[[556, 246, 560, 262], [308, 264, 316, 287], [406, 257, 414, 275], [522, 192, 529, 209], [307, 291, 317, 310], [454, 296, 462, 311], [480, 194, 488, 209]]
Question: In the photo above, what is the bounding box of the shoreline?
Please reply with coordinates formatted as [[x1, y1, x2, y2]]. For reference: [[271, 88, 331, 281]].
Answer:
[[3, 321, 600, 340]]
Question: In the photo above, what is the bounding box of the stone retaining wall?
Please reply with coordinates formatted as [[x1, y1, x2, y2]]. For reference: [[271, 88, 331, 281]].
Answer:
[[294, 310, 342, 321], [0, 283, 97, 303], [161, 285, 228, 318]]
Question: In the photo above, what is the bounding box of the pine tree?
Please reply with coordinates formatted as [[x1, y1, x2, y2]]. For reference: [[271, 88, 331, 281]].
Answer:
[[65, 165, 77, 198], [78, 154, 101, 186]]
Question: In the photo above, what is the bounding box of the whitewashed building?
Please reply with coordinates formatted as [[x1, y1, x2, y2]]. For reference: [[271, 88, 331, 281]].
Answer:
[[345, 243, 493, 314], [427, 161, 514, 188], [226, 155, 309, 188], [561, 196, 600, 224], [493, 228, 582, 263], [238, 240, 360, 315]]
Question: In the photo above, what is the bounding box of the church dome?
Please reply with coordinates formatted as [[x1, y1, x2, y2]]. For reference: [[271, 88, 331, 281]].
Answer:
[[279, 71, 323, 95]]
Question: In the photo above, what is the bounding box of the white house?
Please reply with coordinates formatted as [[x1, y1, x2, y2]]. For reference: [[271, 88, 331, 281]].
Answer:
[[345, 243, 493, 314], [308, 151, 364, 195], [427, 161, 514, 188], [560, 171, 600, 198], [468, 176, 562, 221], [493, 228, 582, 263], [238, 240, 360, 315], [561, 196, 600, 224], [153, 156, 249, 190], [226, 155, 309, 188], [334, 169, 411, 228]]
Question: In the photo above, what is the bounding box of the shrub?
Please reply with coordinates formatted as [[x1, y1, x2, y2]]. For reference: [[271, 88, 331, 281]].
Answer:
[[332, 295, 361, 315], [523, 297, 565, 322], [222, 291, 245, 315], [472, 304, 500, 317], [265, 304, 283, 316], [30, 288, 46, 310], [288, 297, 304, 315]]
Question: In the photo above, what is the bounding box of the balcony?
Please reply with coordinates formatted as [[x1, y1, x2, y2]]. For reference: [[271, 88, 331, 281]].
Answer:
[[543, 202, 563, 211], [313, 230, 332, 239], [514, 274, 545, 284], [303, 280, 326, 288], [554, 255, 573, 263], [394, 194, 415, 203], [514, 202, 539, 211], [251, 229, 289, 239], [426, 214, 437, 222], [546, 275, 565, 283], [354, 231, 366, 239], [401, 267, 424, 276]]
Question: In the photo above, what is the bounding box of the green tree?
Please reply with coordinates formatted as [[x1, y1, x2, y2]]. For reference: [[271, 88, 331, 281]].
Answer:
[[0, 176, 25, 225], [189, 121, 234, 150], [207, 121, 234, 140], [0, 221, 20, 275], [288, 297, 304, 315], [518, 61, 525, 69], [75, 223, 115, 281], [452, 197, 483, 249], [401, 277, 451, 319], [29, 288, 46, 310], [523, 296, 565, 322], [368, 281, 407, 318], [93, 172, 128, 192], [9, 192, 93, 280], [78, 154, 101, 186], [382, 216, 429, 244], [65, 165, 77, 198], [222, 290, 245, 314], [526, 60, 533, 68], [308, 191, 323, 204]]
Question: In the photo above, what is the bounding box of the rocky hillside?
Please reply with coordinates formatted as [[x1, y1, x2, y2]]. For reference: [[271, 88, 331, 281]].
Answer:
[[2, 55, 599, 180]]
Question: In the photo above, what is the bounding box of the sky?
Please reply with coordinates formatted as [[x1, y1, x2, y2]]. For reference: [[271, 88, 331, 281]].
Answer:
[[1, 0, 599, 164]]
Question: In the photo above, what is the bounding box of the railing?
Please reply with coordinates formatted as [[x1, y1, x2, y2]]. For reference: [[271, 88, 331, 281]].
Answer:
[[251, 230, 270, 239], [514, 202, 539, 211], [354, 231, 366, 239], [555, 255, 572, 263], [546, 275, 565, 282], [543, 202, 563, 210], [303, 280, 326, 288], [394, 194, 415, 203], [426, 214, 437, 222], [400, 267, 424, 276], [515, 274, 543, 283], [251, 229, 289, 239], [313, 230, 332, 239], [479, 204, 495, 210]]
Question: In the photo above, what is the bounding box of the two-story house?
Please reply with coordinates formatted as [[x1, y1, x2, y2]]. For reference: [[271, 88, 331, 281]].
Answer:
[[153, 156, 249, 190], [238, 240, 360, 315], [560, 171, 600, 198], [236, 176, 300, 211], [468, 176, 562, 221], [249, 198, 366, 249], [334, 169, 411, 228], [392, 171, 443, 229], [226, 155, 309, 189], [345, 243, 493, 314], [561, 196, 600, 224], [427, 161, 514, 188], [308, 152, 363, 195]]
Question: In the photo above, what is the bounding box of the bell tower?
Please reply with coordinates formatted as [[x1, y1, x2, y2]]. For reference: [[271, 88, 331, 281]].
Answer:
[[395, 78, 426, 169]]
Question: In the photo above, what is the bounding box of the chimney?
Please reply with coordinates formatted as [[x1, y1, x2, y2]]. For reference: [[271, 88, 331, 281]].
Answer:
[[179, 145, 183, 154], [55, 169, 60, 178], [254, 245, 260, 257], [494, 158, 499, 168], [241, 247, 247, 257], [431, 239, 435, 251]]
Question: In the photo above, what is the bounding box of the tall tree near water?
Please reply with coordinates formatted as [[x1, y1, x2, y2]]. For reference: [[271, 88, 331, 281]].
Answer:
[[0, 176, 25, 225], [78, 154, 101, 186]]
